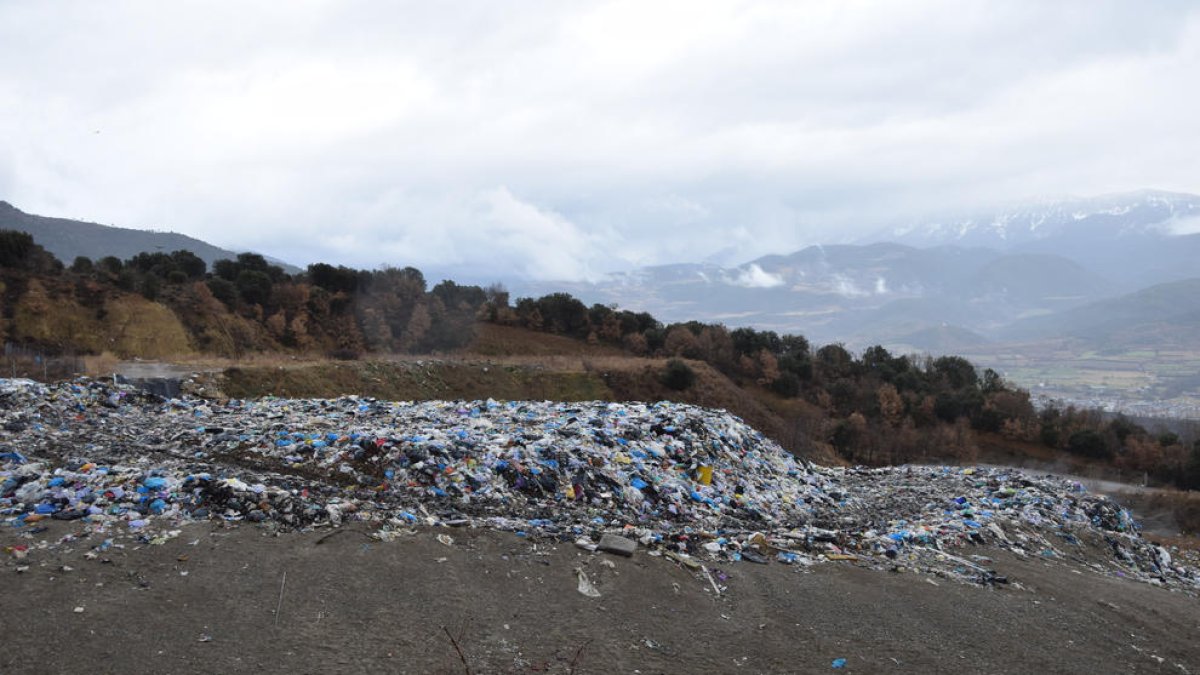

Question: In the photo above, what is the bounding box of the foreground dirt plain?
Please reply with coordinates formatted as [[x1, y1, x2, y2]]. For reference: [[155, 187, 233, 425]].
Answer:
[[3, 522, 1197, 674]]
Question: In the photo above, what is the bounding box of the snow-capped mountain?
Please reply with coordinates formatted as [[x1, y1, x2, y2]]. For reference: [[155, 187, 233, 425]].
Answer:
[[880, 189, 1200, 249]]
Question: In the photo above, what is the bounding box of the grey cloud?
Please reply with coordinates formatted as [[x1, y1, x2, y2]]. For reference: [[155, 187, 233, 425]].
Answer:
[[1, 1, 1198, 281]]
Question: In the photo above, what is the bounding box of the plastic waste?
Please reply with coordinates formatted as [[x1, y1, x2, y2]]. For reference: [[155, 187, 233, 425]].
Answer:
[[575, 567, 601, 597], [0, 376, 1196, 591]]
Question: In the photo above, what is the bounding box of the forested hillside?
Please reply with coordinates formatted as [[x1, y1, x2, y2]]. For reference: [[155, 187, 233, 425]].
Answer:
[[0, 230, 483, 358]]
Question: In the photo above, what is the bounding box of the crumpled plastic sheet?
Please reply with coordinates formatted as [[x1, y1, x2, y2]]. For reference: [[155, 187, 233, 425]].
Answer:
[[1, 377, 1196, 589]]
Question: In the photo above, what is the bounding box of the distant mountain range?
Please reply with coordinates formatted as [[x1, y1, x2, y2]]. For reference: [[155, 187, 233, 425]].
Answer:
[[5, 191, 1198, 355], [0, 201, 299, 272], [880, 189, 1200, 291], [518, 243, 1112, 348], [882, 189, 1200, 247], [513, 190, 1200, 353]]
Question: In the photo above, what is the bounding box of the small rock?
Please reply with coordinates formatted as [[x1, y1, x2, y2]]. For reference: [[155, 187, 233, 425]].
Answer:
[[741, 550, 769, 564], [597, 533, 636, 557]]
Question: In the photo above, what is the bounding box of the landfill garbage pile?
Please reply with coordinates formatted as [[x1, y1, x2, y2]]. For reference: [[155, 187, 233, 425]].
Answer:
[[2, 377, 1197, 590]]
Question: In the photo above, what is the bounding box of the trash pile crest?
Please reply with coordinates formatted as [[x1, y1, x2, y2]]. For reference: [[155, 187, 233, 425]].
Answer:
[[2, 378, 1196, 589]]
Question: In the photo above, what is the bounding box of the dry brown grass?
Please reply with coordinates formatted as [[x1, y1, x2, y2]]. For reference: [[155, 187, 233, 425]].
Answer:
[[219, 359, 615, 403], [11, 279, 100, 351], [103, 296, 193, 358], [10, 281, 194, 360], [463, 323, 626, 358], [82, 351, 122, 377]]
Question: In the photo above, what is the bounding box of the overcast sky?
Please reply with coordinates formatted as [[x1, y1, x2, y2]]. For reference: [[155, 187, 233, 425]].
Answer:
[[2, 1, 1198, 282]]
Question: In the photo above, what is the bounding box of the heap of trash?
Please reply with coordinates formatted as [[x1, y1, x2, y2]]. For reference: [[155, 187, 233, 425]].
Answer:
[[2, 377, 1197, 589]]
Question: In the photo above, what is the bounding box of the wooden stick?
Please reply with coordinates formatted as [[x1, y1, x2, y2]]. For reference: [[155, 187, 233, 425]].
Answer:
[[274, 571, 287, 626], [442, 625, 472, 675]]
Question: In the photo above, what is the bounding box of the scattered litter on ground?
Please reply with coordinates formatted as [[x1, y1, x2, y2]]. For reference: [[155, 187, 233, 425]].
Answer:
[[575, 567, 601, 597], [1, 377, 1197, 592]]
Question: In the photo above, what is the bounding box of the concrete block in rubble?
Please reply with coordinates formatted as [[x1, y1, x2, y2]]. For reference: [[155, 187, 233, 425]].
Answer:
[[597, 533, 637, 557]]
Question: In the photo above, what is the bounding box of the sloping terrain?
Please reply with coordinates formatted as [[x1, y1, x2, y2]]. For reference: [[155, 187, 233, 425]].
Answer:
[[1000, 278, 1200, 349], [0, 201, 297, 271], [891, 324, 990, 353]]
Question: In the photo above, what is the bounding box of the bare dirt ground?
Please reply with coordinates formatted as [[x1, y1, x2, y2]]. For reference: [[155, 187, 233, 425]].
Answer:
[[3, 522, 1197, 674]]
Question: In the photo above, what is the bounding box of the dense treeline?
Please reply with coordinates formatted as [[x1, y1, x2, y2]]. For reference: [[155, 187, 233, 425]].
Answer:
[[0, 230, 486, 358], [1, 228, 1198, 489]]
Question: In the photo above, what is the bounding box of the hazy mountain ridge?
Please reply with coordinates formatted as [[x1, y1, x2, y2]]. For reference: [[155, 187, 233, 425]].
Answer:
[[882, 190, 1200, 293], [1000, 278, 1200, 348], [515, 243, 1113, 348], [512, 190, 1200, 352], [0, 201, 299, 273]]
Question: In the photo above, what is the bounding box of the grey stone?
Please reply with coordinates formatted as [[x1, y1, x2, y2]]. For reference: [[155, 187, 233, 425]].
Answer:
[[597, 533, 636, 557]]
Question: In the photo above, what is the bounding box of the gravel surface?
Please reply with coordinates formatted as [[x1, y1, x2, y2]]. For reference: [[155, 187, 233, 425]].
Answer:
[[2, 524, 1198, 674]]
